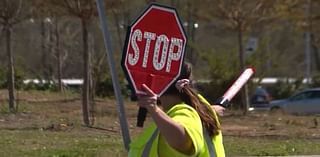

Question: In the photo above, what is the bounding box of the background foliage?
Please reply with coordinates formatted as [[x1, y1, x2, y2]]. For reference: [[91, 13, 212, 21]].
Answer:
[[0, 0, 320, 100]]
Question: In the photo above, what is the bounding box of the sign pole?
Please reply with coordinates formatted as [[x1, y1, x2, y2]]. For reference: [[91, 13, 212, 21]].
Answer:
[[96, 0, 131, 151]]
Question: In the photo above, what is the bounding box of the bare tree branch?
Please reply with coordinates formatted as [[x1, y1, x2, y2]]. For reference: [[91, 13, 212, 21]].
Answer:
[[76, 0, 81, 13], [88, 0, 95, 19], [62, 0, 79, 16], [11, 0, 22, 22], [0, 26, 3, 36]]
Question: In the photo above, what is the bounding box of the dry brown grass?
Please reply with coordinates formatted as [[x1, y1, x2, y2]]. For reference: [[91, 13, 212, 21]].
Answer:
[[1, 89, 319, 140]]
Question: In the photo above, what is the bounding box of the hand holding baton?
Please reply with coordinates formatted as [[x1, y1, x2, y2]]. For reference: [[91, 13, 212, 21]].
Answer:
[[137, 67, 255, 127], [215, 67, 255, 107]]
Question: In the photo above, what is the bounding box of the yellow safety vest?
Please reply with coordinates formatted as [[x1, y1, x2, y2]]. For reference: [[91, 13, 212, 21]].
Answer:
[[128, 97, 225, 157]]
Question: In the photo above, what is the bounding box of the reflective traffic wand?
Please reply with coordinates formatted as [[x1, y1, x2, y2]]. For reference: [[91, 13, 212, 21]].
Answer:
[[215, 67, 255, 107]]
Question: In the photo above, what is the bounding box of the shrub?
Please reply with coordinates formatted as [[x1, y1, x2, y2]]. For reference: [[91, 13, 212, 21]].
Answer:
[[95, 77, 129, 98], [22, 81, 57, 91], [0, 66, 26, 90], [267, 78, 305, 99], [0, 67, 6, 89], [311, 73, 320, 88], [196, 48, 247, 108], [95, 77, 114, 97]]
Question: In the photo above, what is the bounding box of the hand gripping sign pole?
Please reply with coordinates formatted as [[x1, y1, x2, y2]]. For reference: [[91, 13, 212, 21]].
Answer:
[[96, 0, 130, 151], [215, 67, 255, 107]]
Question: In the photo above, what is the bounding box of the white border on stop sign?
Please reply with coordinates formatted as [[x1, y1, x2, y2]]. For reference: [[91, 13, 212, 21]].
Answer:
[[124, 4, 187, 97]]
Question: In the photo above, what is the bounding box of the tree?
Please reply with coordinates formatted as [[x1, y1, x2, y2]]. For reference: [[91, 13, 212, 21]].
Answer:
[[274, 0, 320, 79], [0, 0, 32, 112], [198, 0, 277, 113], [312, 1, 320, 72], [49, 0, 96, 126], [33, 0, 68, 92]]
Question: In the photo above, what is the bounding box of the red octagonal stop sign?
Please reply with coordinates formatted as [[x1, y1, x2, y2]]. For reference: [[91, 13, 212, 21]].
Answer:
[[122, 4, 187, 96]]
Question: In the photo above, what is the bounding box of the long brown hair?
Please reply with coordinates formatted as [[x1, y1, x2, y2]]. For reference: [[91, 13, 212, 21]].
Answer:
[[164, 63, 220, 136]]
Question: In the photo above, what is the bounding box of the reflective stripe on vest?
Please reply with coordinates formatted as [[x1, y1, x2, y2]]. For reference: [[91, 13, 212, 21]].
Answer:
[[203, 129, 216, 157], [142, 129, 159, 157], [141, 129, 216, 157]]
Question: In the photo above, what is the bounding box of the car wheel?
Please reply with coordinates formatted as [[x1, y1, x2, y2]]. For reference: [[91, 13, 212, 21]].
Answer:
[[270, 107, 284, 115]]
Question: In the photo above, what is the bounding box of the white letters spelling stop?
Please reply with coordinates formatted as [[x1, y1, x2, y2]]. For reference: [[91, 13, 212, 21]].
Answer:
[[128, 29, 183, 72], [122, 4, 187, 96]]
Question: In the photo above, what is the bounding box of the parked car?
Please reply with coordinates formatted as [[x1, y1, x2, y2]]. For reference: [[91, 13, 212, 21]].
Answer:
[[269, 88, 320, 115], [248, 86, 272, 111]]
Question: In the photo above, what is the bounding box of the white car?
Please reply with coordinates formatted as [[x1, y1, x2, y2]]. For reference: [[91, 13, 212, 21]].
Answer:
[[269, 88, 320, 115]]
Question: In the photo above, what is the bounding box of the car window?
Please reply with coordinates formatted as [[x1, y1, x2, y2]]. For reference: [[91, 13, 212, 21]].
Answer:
[[309, 91, 320, 99], [290, 92, 311, 101], [255, 87, 269, 96]]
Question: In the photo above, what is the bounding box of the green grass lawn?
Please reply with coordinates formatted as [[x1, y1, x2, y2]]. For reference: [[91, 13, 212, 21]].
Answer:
[[224, 136, 320, 156], [0, 129, 126, 157], [0, 129, 319, 157]]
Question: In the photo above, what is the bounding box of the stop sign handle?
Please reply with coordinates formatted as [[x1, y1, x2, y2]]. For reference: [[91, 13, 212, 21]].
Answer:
[[137, 107, 147, 127]]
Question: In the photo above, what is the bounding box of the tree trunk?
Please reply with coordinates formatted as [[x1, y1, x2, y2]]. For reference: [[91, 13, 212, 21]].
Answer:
[[237, 22, 250, 114], [238, 22, 244, 73], [190, 19, 197, 65], [112, 9, 123, 52], [313, 44, 320, 71], [5, 25, 16, 113], [89, 68, 95, 125], [48, 20, 54, 81], [186, 1, 196, 65], [55, 18, 63, 92], [81, 19, 91, 126], [89, 33, 95, 126], [41, 20, 49, 81]]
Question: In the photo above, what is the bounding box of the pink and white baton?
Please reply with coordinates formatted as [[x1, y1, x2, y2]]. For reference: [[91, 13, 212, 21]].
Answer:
[[215, 67, 255, 107]]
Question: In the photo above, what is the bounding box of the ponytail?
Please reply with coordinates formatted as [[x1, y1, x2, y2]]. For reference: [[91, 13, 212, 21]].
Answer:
[[164, 62, 220, 136], [180, 85, 220, 137]]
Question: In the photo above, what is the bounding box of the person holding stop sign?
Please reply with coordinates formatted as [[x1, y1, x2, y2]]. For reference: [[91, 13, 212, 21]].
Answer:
[[128, 62, 225, 157], [122, 4, 225, 157]]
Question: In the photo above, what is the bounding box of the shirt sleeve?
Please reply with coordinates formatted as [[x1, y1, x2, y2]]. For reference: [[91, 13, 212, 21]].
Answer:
[[166, 104, 204, 156]]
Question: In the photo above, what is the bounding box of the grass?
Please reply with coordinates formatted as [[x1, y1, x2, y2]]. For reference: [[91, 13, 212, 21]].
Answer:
[[0, 129, 126, 157], [224, 136, 320, 156], [0, 129, 319, 157]]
